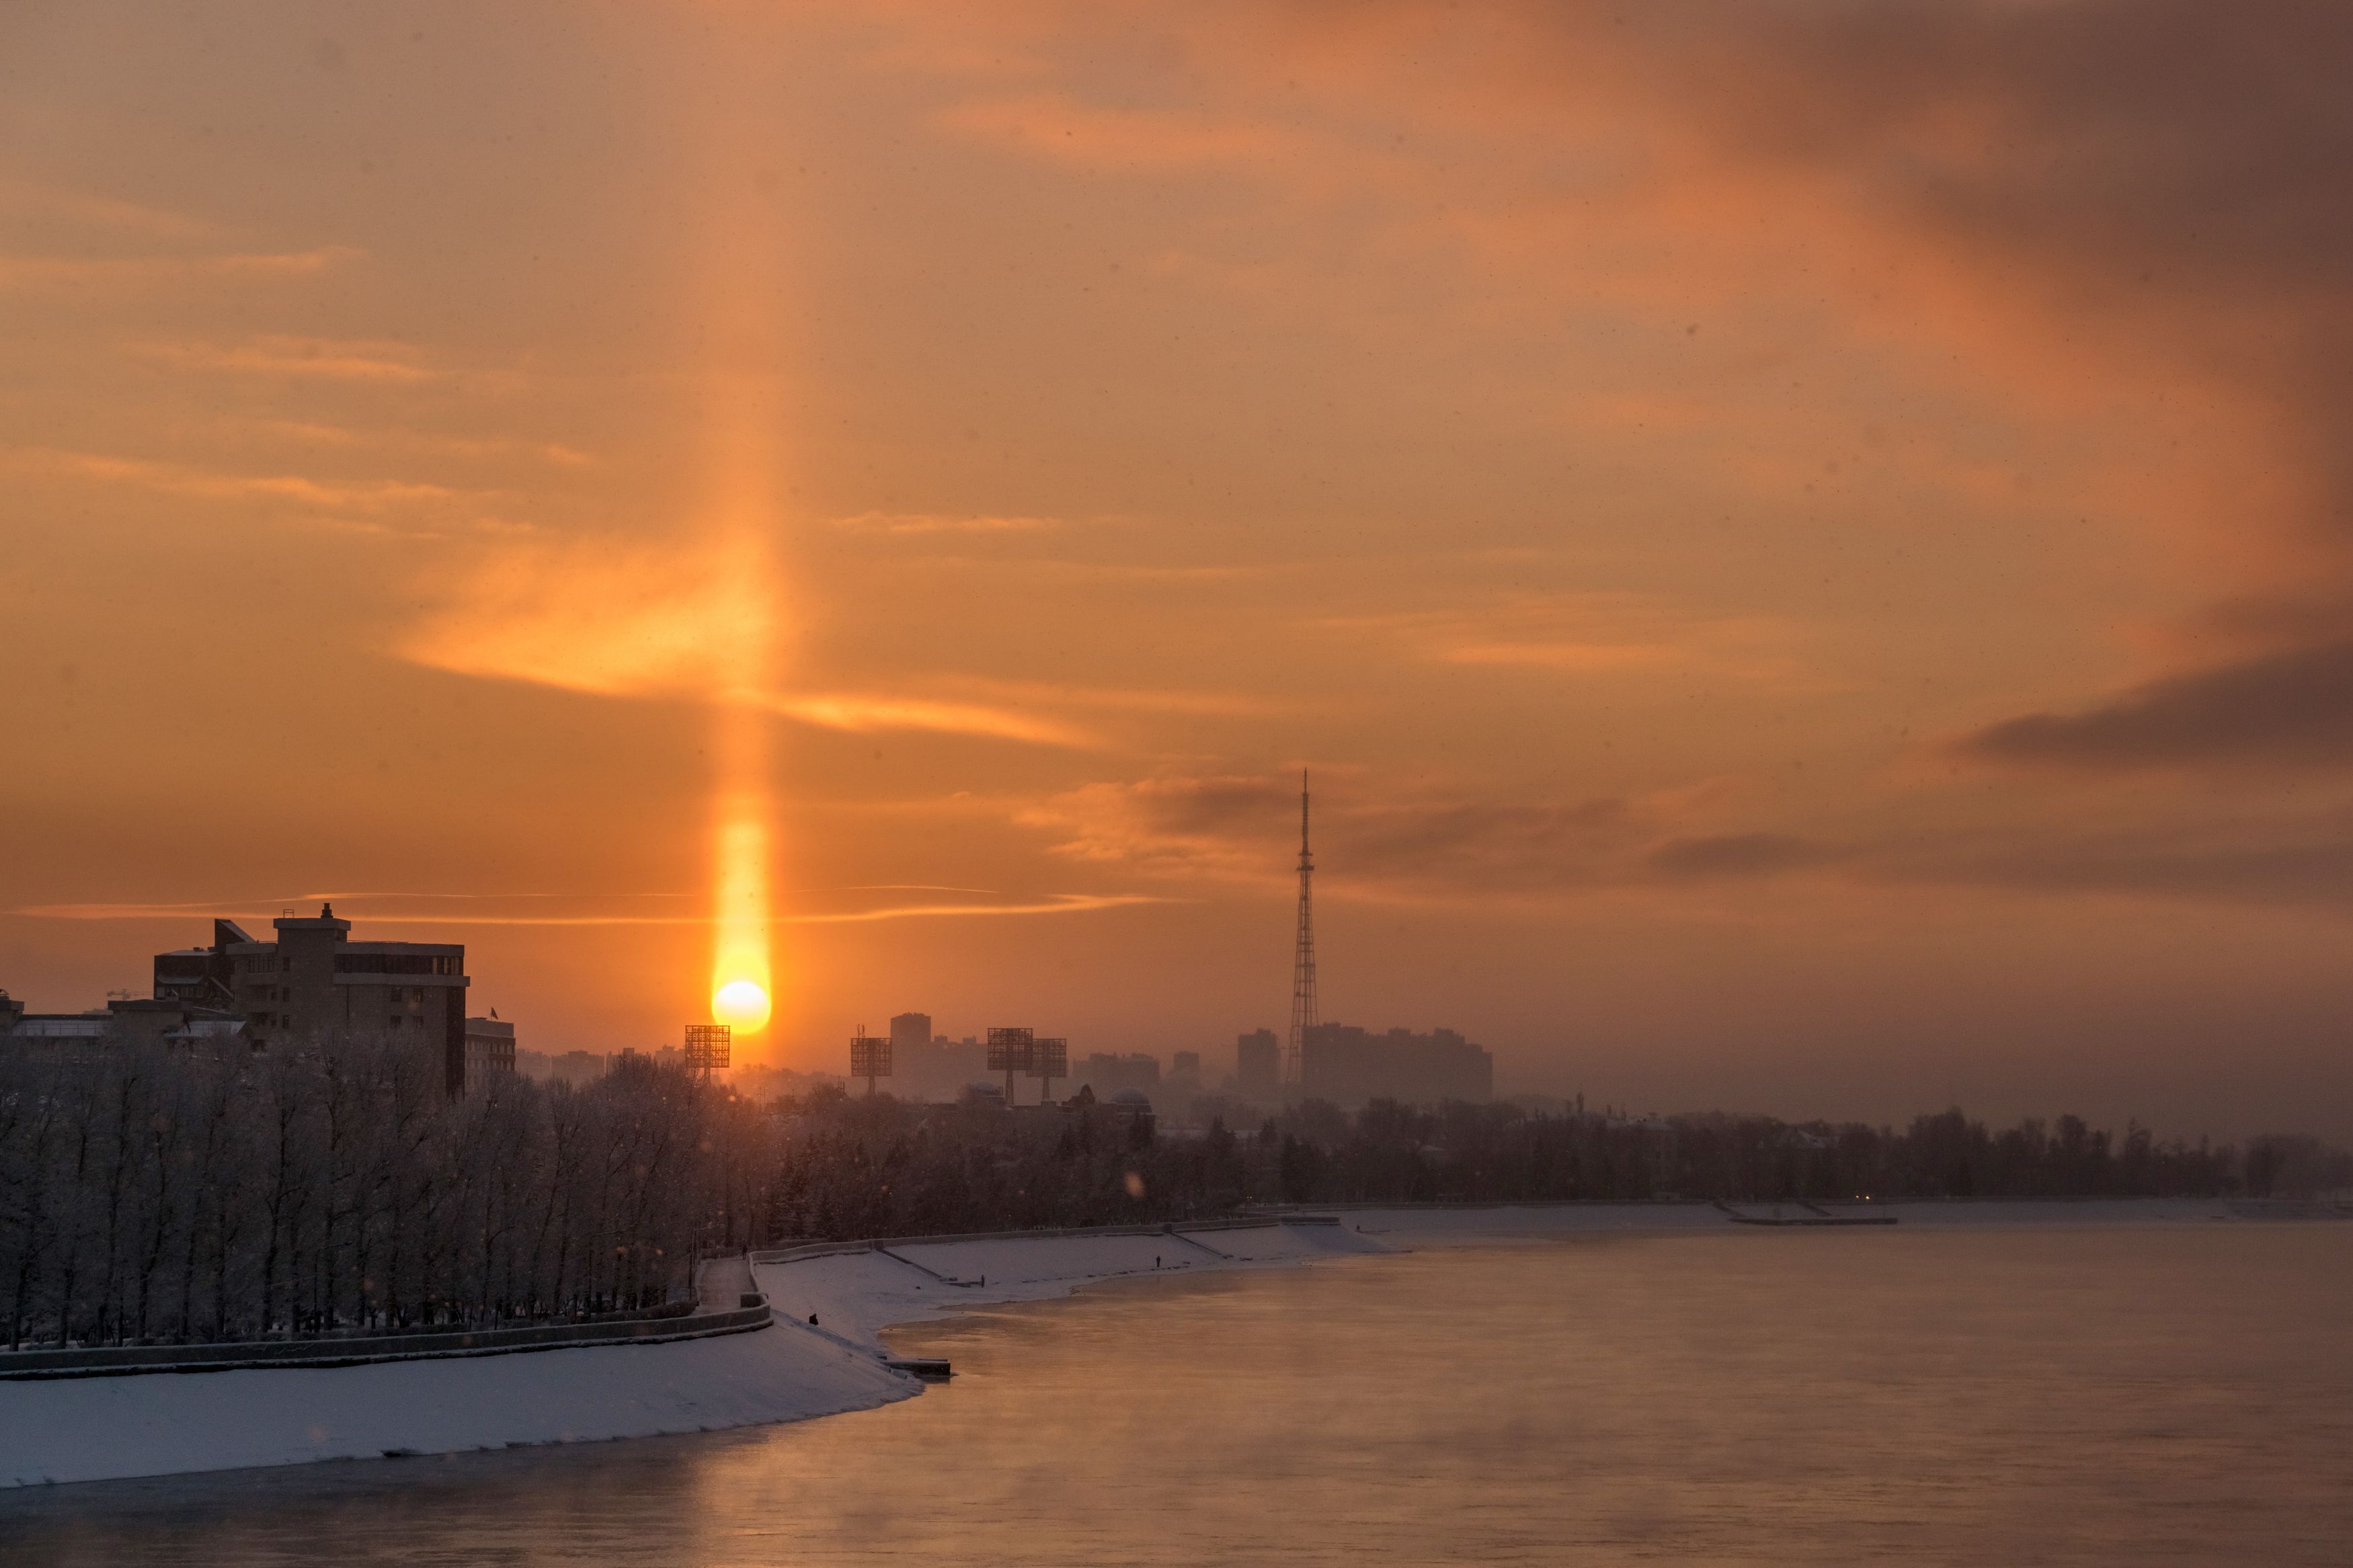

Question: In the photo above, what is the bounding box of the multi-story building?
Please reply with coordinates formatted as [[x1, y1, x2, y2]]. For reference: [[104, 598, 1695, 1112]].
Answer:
[[464, 1016, 516, 1090], [1, 991, 248, 1059], [151, 905, 472, 1095], [1235, 1028, 1281, 1102], [879, 1014, 988, 1101], [1299, 1022, 1493, 1106]]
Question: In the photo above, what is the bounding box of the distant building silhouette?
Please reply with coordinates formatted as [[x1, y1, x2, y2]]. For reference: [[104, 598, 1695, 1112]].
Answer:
[[1236, 1028, 1281, 1102], [879, 1014, 986, 1100], [1300, 1022, 1492, 1106], [1077, 1052, 1160, 1098]]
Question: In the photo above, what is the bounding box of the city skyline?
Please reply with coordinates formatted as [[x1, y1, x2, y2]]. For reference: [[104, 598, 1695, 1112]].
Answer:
[[8, 4, 2353, 1141]]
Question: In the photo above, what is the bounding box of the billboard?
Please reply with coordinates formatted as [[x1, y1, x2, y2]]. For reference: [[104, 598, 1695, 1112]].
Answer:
[[985, 1026, 1035, 1073], [683, 1023, 732, 1073]]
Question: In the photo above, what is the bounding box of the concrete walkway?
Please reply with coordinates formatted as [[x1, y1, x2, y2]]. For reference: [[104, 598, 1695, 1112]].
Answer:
[[697, 1253, 758, 1309]]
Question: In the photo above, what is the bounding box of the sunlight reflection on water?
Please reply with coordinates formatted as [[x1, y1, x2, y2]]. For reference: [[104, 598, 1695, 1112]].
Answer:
[[5, 1225, 2350, 1566]]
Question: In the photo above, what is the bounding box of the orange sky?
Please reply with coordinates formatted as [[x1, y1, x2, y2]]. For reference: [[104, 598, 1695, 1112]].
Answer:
[[5, 2, 2352, 1137]]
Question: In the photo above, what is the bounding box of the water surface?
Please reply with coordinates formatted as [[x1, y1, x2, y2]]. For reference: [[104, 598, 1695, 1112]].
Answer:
[[5, 1225, 2348, 1565]]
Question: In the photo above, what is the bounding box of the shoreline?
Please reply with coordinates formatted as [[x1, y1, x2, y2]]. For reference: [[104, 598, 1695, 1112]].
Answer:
[[1, 1197, 2334, 1489]]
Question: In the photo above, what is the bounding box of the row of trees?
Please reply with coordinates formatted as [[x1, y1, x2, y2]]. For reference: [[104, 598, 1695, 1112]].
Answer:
[[766, 1089, 1248, 1239], [7, 1040, 2340, 1348], [0, 1039, 768, 1352], [1252, 1100, 2305, 1205], [765, 1087, 2344, 1231]]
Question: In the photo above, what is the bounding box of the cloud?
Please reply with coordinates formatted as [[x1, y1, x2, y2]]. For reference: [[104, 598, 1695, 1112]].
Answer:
[[1647, 833, 1833, 879], [1012, 766, 2353, 913], [248, 420, 592, 468], [758, 692, 1090, 747], [399, 538, 1096, 747], [1019, 771, 1740, 895], [0, 246, 362, 292], [943, 675, 1283, 719], [131, 335, 440, 383], [1882, 819, 2353, 908], [1963, 641, 2353, 770], [1322, 593, 1818, 686], [828, 511, 1067, 534], [8, 448, 463, 512], [11, 893, 1161, 926], [0, 176, 223, 239], [937, 93, 1314, 172]]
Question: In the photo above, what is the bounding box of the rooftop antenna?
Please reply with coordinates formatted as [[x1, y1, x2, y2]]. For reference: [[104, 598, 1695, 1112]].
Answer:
[[1286, 768, 1318, 1089]]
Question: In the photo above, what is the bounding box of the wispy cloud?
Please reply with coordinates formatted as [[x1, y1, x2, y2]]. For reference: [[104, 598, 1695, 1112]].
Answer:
[[8, 447, 463, 511], [0, 246, 362, 292], [1322, 592, 1819, 686], [0, 175, 224, 239], [399, 538, 1097, 747], [938, 93, 1315, 172], [759, 692, 1091, 747], [828, 510, 1068, 534], [248, 419, 593, 468], [10, 893, 1161, 926], [130, 334, 440, 383]]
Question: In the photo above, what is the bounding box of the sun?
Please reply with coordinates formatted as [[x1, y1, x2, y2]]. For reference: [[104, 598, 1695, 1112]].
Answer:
[[712, 979, 771, 1032]]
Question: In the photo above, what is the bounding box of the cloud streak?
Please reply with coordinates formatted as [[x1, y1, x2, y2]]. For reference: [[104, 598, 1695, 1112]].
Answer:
[[1964, 641, 2353, 771], [0, 247, 362, 292], [10, 894, 1160, 927], [8, 448, 465, 513], [398, 538, 1099, 747]]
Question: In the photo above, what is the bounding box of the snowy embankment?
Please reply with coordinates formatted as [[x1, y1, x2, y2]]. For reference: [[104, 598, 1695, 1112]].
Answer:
[[758, 1220, 1388, 1355], [0, 1309, 914, 1489], [0, 1221, 1383, 1488], [1, 1201, 2288, 1488]]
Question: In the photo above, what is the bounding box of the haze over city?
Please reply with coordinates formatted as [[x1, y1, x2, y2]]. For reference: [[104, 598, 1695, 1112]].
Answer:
[[8, 2, 2353, 1141]]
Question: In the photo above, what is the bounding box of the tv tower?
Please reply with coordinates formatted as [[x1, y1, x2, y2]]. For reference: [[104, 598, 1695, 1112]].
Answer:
[[1286, 768, 1318, 1087]]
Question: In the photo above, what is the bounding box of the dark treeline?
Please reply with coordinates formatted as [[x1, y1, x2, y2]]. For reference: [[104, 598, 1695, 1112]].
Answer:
[[0, 1040, 767, 1352], [1251, 1101, 2344, 1205], [767, 1090, 1252, 1238], [768, 1090, 2347, 1234], [7, 1042, 2344, 1349]]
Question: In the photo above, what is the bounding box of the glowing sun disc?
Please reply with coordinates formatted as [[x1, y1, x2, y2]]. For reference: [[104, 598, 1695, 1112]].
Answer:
[[713, 979, 771, 1031]]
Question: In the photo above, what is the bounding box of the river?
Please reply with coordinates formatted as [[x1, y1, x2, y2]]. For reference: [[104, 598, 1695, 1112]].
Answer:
[[3, 1223, 2347, 1565]]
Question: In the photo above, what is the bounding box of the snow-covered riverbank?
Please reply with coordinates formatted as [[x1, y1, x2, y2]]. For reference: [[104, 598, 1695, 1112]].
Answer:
[[0, 1220, 1384, 1487], [1, 1199, 2318, 1487]]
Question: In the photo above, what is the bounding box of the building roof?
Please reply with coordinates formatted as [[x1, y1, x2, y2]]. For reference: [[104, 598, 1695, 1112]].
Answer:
[[9, 1016, 111, 1039]]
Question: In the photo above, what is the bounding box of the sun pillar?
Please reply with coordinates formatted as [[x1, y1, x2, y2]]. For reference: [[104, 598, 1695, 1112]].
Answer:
[[709, 622, 774, 1036], [684, 40, 800, 1052]]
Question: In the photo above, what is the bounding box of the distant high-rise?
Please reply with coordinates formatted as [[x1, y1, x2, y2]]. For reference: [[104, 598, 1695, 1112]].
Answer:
[[889, 1012, 932, 1050], [1287, 770, 1318, 1087], [1299, 1022, 1493, 1106], [1236, 1028, 1281, 1102]]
